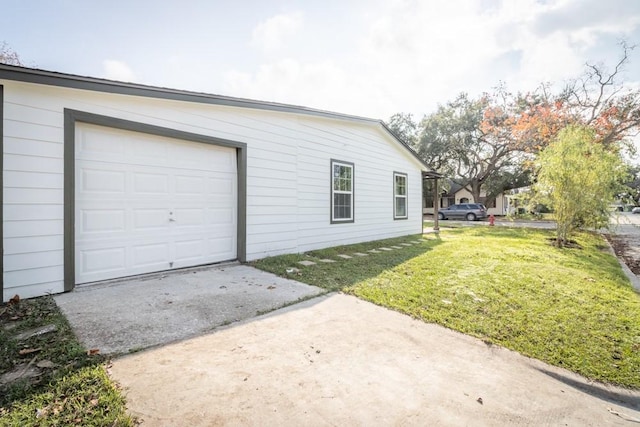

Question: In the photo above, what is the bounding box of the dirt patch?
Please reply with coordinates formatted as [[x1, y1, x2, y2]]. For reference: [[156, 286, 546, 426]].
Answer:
[[605, 233, 640, 275]]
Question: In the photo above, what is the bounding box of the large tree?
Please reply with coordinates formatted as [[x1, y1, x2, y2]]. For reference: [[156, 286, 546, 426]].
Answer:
[[390, 43, 640, 205], [416, 92, 528, 203], [487, 43, 640, 155], [533, 125, 627, 247], [386, 112, 419, 149]]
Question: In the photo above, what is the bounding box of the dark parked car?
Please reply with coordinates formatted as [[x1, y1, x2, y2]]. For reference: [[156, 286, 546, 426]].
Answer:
[[437, 203, 487, 221]]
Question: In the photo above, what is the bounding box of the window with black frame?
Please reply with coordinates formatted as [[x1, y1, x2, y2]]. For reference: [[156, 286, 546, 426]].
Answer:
[[331, 160, 354, 223]]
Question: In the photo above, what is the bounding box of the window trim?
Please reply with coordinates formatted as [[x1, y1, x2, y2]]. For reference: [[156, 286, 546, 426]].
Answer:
[[330, 159, 355, 224], [393, 171, 408, 220]]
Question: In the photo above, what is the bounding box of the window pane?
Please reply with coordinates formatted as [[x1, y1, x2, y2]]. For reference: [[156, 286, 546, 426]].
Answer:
[[343, 167, 351, 180], [333, 193, 352, 219], [334, 165, 353, 192], [395, 197, 407, 217], [395, 175, 406, 196]]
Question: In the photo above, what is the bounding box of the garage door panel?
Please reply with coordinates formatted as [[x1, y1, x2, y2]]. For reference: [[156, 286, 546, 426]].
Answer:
[[133, 209, 171, 230], [133, 172, 169, 194], [81, 247, 127, 274], [174, 239, 206, 262], [207, 208, 234, 224], [175, 176, 206, 195], [77, 125, 126, 161], [81, 209, 126, 233], [173, 208, 205, 226], [133, 243, 170, 267], [75, 124, 237, 284], [209, 177, 234, 195], [208, 237, 235, 255], [81, 169, 126, 193], [132, 137, 169, 162]]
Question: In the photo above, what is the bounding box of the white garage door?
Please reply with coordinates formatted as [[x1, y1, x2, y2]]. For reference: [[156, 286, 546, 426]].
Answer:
[[75, 123, 237, 284]]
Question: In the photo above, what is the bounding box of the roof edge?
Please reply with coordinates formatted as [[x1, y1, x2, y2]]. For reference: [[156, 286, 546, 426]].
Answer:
[[0, 64, 379, 123], [0, 63, 434, 171]]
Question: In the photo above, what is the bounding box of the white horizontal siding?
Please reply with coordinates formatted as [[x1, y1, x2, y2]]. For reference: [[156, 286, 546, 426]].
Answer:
[[5, 235, 64, 254], [5, 250, 63, 270], [4, 220, 63, 237], [4, 204, 63, 221], [4, 171, 64, 189], [2, 79, 424, 301]]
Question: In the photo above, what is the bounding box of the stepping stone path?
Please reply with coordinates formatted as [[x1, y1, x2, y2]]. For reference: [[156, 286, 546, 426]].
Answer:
[[288, 239, 428, 272]]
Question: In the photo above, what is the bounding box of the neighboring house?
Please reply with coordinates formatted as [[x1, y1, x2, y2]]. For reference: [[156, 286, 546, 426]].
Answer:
[[1, 64, 433, 301], [423, 182, 509, 216]]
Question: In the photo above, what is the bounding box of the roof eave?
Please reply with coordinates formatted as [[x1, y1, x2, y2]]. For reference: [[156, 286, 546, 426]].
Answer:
[[0, 63, 436, 173], [0, 64, 379, 124]]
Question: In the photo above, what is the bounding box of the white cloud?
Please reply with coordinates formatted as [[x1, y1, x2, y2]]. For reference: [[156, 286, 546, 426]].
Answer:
[[102, 59, 136, 82], [251, 11, 303, 52], [223, 0, 640, 120], [225, 58, 363, 112]]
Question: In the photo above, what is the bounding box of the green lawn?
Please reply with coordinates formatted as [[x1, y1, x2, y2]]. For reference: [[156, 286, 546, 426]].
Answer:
[[0, 296, 135, 426], [254, 227, 640, 389]]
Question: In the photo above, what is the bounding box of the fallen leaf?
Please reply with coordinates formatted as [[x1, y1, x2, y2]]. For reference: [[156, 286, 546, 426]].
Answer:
[[19, 348, 42, 356], [90, 398, 99, 406], [87, 349, 100, 356], [9, 294, 20, 305], [477, 397, 483, 405], [267, 285, 276, 290]]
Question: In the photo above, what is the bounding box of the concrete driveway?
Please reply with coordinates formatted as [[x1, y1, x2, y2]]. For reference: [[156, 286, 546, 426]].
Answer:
[[109, 293, 640, 426], [54, 264, 323, 354]]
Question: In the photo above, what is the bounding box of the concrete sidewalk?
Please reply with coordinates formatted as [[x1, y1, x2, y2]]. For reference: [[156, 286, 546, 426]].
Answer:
[[54, 264, 323, 354], [109, 293, 640, 426]]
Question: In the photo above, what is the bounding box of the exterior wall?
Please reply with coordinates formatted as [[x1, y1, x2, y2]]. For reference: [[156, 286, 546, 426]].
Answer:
[[2, 80, 424, 301], [423, 188, 507, 216]]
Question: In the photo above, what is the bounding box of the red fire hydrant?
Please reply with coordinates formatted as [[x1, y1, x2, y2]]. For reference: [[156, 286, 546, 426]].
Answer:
[[489, 214, 495, 226]]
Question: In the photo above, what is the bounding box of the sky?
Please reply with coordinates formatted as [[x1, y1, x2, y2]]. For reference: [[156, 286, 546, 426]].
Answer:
[[2, 0, 640, 123]]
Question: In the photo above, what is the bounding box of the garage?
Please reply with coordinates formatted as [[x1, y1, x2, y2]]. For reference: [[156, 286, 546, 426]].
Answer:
[[74, 122, 238, 284], [1, 64, 425, 301]]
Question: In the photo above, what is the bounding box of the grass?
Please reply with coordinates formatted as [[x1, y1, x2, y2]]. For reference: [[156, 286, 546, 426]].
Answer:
[[253, 228, 640, 389], [254, 235, 433, 292], [0, 296, 135, 426]]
